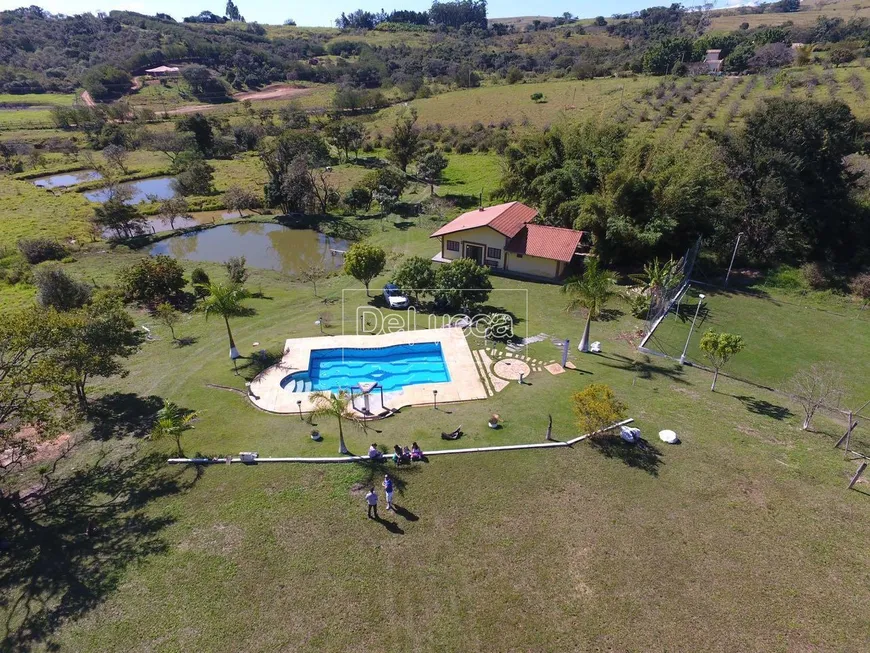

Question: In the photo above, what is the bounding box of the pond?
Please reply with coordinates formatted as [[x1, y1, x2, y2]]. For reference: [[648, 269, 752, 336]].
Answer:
[[84, 176, 175, 203], [32, 170, 102, 188], [148, 223, 349, 276]]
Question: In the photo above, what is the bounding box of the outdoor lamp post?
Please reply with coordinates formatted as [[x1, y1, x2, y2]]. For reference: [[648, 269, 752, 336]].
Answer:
[[725, 232, 744, 287], [296, 399, 303, 421], [433, 389, 438, 410], [679, 293, 705, 365], [315, 319, 323, 334]]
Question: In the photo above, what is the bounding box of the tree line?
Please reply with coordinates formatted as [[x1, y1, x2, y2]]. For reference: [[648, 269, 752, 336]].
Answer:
[[497, 97, 870, 272]]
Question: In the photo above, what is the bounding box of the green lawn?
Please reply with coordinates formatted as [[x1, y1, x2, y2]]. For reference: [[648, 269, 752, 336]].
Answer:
[[646, 284, 870, 406], [4, 219, 870, 650]]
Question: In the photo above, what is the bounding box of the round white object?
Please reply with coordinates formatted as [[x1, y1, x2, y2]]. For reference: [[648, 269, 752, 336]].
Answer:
[[659, 429, 679, 444]]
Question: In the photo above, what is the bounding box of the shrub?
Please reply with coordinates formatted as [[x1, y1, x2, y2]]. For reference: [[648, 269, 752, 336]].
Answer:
[[505, 66, 523, 84], [191, 267, 211, 297], [17, 238, 67, 264], [33, 266, 92, 311], [225, 256, 249, 285], [572, 383, 626, 436], [530, 92, 546, 103], [800, 261, 829, 290], [119, 255, 186, 304], [850, 272, 870, 308]]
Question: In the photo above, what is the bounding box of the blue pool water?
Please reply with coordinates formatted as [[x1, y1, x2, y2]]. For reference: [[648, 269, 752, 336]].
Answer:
[[281, 343, 449, 393]]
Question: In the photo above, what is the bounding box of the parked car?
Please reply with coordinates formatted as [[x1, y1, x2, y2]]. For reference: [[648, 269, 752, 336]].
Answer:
[[383, 283, 409, 308]]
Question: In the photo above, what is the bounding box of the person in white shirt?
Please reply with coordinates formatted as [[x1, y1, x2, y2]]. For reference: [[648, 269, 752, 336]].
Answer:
[[365, 488, 378, 519]]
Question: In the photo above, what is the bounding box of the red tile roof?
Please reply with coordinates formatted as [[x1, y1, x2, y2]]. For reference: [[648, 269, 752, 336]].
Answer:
[[505, 224, 583, 263], [430, 202, 538, 239]]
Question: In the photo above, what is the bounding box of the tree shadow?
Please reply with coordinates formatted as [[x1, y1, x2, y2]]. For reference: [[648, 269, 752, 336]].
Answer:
[[597, 307, 624, 322], [392, 220, 416, 231], [597, 353, 689, 385], [442, 193, 480, 210], [348, 457, 420, 495], [587, 435, 663, 476], [175, 336, 198, 348], [88, 393, 165, 441], [734, 395, 794, 421], [236, 348, 284, 381], [0, 451, 199, 651]]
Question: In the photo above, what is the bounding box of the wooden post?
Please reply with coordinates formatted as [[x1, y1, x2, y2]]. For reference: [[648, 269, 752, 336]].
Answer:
[[848, 461, 867, 490], [545, 414, 553, 441], [835, 412, 858, 455]]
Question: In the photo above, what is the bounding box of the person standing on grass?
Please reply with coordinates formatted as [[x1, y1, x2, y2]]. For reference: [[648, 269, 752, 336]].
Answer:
[[365, 488, 379, 519], [383, 474, 394, 511]]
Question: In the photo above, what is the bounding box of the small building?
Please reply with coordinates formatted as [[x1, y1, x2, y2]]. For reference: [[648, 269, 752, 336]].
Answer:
[[704, 50, 723, 74], [430, 201, 585, 281], [145, 65, 180, 77]]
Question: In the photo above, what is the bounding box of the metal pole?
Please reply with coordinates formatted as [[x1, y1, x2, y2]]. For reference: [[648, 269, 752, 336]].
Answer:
[[680, 294, 705, 365], [297, 400, 303, 421], [433, 390, 437, 410], [725, 232, 743, 287]]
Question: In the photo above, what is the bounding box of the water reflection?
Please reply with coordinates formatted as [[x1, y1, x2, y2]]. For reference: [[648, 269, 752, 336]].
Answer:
[[84, 177, 176, 204], [33, 170, 102, 188], [149, 224, 348, 275]]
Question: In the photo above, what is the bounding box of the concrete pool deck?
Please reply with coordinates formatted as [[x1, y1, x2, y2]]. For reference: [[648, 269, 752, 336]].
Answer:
[[248, 328, 488, 414]]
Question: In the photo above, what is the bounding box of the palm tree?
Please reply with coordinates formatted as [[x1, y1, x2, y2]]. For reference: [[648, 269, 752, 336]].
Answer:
[[151, 401, 198, 456], [562, 258, 619, 353], [308, 390, 364, 455], [629, 257, 683, 296], [197, 282, 250, 360]]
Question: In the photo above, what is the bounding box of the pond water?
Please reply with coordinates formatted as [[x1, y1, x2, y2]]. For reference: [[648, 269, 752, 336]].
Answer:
[[148, 223, 348, 275], [84, 176, 175, 203], [32, 170, 102, 188]]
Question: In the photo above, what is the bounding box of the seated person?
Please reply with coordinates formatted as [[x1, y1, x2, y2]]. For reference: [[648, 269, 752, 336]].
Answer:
[[368, 443, 382, 459], [410, 442, 423, 461], [402, 445, 412, 461], [392, 444, 403, 464]]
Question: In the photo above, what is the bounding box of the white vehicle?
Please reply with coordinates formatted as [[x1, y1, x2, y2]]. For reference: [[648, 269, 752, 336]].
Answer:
[[383, 283, 409, 308]]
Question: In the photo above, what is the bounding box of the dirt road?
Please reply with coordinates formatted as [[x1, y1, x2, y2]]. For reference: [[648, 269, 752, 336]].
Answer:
[[80, 83, 314, 115], [167, 84, 314, 115]]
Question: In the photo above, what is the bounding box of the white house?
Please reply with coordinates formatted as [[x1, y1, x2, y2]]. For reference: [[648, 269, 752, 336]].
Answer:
[[430, 201, 585, 281]]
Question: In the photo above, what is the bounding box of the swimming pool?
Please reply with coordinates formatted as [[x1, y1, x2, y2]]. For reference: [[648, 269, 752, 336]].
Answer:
[[281, 343, 450, 393]]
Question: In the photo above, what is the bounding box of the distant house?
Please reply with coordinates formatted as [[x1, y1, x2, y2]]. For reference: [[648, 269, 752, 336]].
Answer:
[[430, 202, 585, 281], [145, 65, 180, 77], [704, 50, 724, 74]]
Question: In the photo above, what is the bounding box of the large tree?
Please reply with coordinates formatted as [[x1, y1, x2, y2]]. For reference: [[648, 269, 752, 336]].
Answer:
[[0, 308, 70, 480], [433, 257, 492, 310], [388, 108, 419, 173], [392, 256, 435, 301], [51, 297, 143, 410], [718, 98, 865, 263], [260, 131, 331, 214], [343, 242, 386, 296]]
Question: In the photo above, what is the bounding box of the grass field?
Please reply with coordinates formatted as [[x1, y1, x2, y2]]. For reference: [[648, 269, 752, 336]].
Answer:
[[4, 221, 870, 650], [646, 283, 870, 407], [371, 76, 658, 130], [4, 59, 870, 649]]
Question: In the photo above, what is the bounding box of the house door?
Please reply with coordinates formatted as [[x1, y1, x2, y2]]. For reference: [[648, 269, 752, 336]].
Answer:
[[463, 243, 484, 265]]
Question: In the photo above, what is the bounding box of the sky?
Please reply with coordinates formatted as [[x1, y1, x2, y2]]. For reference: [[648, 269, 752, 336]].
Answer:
[[0, 0, 751, 28]]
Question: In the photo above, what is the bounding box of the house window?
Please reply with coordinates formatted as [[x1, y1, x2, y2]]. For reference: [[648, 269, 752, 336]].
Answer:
[[446, 240, 460, 252], [486, 247, 502, 260], [515, 253, 523, 258]]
